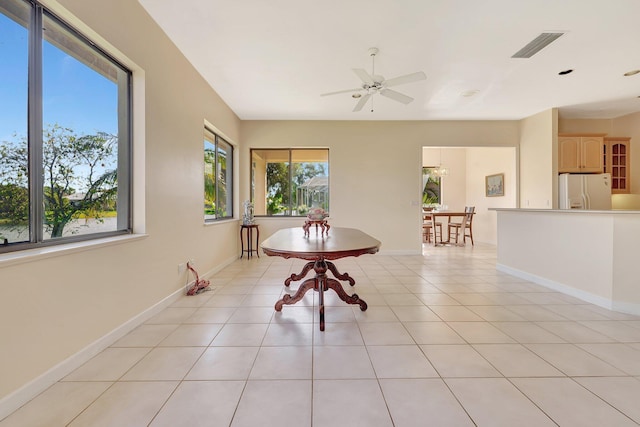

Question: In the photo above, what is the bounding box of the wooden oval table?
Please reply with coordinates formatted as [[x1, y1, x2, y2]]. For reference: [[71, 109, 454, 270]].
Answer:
[[261, 227, 381, 331]]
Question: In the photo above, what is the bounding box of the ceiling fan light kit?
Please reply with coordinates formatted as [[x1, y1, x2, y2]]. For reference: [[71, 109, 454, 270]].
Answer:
[[321, 47, 426, 112]]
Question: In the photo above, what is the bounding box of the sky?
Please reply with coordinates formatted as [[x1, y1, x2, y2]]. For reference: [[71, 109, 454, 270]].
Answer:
[[0, 11, 118, 144]]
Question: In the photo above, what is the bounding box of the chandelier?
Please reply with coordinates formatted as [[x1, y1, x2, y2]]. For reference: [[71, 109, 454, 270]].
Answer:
[[432, 149, 449, 177]]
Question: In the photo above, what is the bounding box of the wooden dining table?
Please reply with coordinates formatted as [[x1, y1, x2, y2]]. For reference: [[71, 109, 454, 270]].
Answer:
[[423, 210, 473, 246], [261, 227, 381, 331]]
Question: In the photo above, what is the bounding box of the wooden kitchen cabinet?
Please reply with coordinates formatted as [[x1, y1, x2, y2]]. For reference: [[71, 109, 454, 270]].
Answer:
[[604, 137, 631, 193], [558, 135, 604, 173]]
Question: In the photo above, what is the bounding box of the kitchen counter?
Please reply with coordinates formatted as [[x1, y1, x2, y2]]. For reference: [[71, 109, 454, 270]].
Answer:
[[492, 208, 640, 315], [492, 208, 640, 214]]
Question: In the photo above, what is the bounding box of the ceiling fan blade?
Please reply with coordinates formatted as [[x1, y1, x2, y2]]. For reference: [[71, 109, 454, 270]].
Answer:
[[352, 68, 375, 85], [353, 93, 372, 112], [379, 88, 414, 104], [320, 88, 363, 97], [383, 71, 426, 87]]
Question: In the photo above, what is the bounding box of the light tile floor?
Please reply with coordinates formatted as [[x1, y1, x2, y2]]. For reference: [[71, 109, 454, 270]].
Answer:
[[3, 243, 640, 426]]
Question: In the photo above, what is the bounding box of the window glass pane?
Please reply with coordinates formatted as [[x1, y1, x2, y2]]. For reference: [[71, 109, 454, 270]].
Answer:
[[0, 0, 30, 245], [204, 133, 216, 220], [251, 148, 329, 216], [251, 149, 290, 216], [41, 13, 125, 239], [204, 129, 233, 221], [292, 149, 328, 214], [422, 167, 441, 206], [216, 137, 232, 218]]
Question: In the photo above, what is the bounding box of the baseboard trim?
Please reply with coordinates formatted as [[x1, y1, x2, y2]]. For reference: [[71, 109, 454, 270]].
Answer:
[[0, 286, 184, 420], [496, 263, 624, 312]]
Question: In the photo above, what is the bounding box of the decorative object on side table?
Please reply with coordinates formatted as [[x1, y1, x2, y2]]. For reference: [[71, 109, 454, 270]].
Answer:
[[242, 200, 255, 225], [303, 207, 330, 236]]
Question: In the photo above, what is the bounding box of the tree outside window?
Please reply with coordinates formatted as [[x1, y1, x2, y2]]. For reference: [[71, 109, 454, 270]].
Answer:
[[422, 167, 442, 206]]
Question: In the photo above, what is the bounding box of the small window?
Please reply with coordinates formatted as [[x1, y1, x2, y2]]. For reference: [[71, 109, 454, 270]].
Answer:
[[204, 128, 233, 221], [251, 149, 329, 216], [422, 167, 442, 206]]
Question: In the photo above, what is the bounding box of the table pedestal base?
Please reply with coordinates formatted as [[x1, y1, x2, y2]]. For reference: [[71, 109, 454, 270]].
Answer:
[[284, 261, 355, 287], [275, 259, 367, 331]]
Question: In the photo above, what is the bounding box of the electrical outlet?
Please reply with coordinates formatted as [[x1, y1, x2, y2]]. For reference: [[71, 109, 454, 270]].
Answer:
[[178, 263, 186, 273]]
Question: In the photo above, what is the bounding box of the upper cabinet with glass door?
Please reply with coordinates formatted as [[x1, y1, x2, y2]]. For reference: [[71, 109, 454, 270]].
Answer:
[[604, 137, 631, 194]]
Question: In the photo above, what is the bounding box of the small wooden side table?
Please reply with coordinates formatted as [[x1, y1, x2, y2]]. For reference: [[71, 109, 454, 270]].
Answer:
[[240, 224, 259, 258]]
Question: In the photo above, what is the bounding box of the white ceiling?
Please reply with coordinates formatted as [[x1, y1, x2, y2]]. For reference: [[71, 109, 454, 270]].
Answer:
[[138, 0, 640, 121]]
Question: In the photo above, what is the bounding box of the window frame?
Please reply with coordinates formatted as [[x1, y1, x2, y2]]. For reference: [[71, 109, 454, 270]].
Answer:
[[0, 0, 133, 254], [250, 148, 330, 217], [204, 127, 234, 222]]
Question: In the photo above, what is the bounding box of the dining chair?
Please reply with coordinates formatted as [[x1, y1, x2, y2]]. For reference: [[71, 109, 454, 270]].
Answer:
[[447, 206, 475, 245], [422, 207, 442, 244]]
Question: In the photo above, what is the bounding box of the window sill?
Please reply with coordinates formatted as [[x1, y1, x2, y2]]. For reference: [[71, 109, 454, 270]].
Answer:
[[203, 218, 239, 227], [0, 234, 148, 269]]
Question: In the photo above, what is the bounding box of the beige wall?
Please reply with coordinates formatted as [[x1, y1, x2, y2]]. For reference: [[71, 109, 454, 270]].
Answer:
[[0, 0, 241, 403], [240, 121, 520, 253], [519, 109, 557, 208], [466, 147, 517, 244]]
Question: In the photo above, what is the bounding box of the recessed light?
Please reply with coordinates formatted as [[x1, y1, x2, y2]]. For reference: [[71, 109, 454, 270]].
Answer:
[[624, 69, 640, 76], [558, 69, 573, 75], [352, 93, 362, 98]]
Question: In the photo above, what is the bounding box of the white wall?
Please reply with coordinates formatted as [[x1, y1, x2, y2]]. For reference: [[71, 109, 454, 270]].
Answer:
[[496, 209, 640, 314]]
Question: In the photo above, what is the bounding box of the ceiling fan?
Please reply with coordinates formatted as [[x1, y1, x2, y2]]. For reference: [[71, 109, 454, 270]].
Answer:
[[321, 47, 426, 112]]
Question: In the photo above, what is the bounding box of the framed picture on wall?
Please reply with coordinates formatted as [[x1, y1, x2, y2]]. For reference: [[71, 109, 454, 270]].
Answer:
[[485, 173, 504, 197]]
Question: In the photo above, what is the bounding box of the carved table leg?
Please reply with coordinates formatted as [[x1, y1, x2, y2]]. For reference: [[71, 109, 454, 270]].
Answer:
[[325, 261, 356, 285], [317, 271, 326, 331], [285, 261, 315, 287], [326, 278, 368, 311], [275, 277, 317, 311]]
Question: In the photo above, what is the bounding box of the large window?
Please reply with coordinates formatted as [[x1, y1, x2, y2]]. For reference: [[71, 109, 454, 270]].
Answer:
[[251, 149, 329, 216], [204, 128, 233, 221], [0, 0, 132, 252]]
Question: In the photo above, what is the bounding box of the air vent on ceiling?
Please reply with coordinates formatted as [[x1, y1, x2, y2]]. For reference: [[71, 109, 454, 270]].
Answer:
[[512, 32, 564, 58]]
